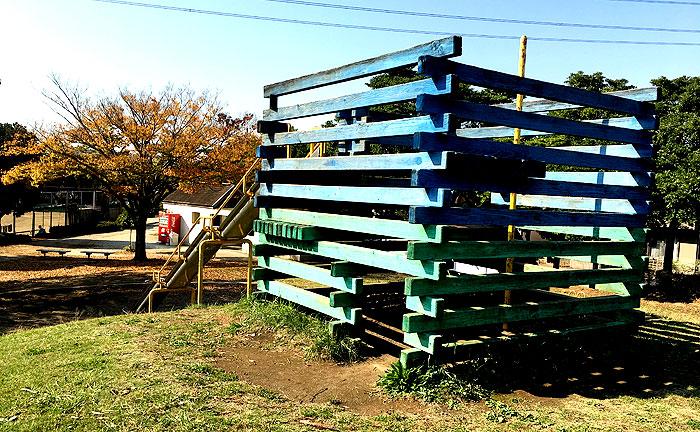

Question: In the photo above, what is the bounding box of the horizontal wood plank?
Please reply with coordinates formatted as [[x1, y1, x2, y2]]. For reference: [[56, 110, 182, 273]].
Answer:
[[260, 208, 444, 242], [402, 295, 640, 332], [259, 183, 450, 207], [406, 240, 643, 260], [262, 114, 452, 146], [264, 36, 461, 97], [419, 56, 653, 116], [405, 268, 641, 296], [259, 256, 363, 294], [542, 171, 652, 187], [415, 133, 649, 172], [262, 151, 450, 171], [455, 117, 657, 140], [491, 194, 650, 215], [258, 280, 360, 324], [520, 226, 647, 242], [493, 87, 661, 113], [264, 75, 456, 121], [412, 170, 648, 200], [410, 207, 646, 228], [417, 95, 651, 145], [258, 233, 447, 280]]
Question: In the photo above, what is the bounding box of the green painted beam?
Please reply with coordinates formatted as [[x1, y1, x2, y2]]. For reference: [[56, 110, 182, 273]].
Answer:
[[407, 240, 643, 260], [403, 332, 443, 355], [405, 296, 445, 318], [557, 255, 648, 270], [330, 261, 368, 277], [258, 233, 446, 280], [260, 208, 444, 242], [257, 280, 360, 324], [520, 226, 647, 242], [402, 295, 640, 332], [259, 256, 362, 294], [329, 290, 358, 307], [254, 219, 322, 240], [405, 268, 642, 296]]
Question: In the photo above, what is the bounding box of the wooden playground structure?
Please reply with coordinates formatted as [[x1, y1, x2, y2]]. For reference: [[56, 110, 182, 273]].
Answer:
[[140, 36, 657, 367], [251, 36, 657, 366]]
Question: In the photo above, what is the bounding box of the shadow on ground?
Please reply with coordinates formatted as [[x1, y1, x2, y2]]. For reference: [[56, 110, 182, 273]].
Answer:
[[450, 314, 700, 401]]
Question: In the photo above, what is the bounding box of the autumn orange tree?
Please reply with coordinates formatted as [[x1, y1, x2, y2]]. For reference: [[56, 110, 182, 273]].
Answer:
[[3, 76, 260, 260]]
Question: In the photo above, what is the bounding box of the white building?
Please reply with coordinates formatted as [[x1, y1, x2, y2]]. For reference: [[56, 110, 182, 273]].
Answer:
[[161, 185, 235, 246]]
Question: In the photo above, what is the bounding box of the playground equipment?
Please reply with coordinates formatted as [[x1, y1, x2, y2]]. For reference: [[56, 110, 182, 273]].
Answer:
[[253, 36, 658, 366], [136, 162, 260, 313]]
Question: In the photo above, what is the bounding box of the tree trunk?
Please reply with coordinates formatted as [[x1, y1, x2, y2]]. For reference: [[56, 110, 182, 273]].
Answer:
[[133, 212, 148, 261], [662, 219, 678, 273]]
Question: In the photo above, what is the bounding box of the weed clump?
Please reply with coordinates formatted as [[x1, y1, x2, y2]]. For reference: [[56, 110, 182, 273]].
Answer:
[[377, 361, 491, 404]]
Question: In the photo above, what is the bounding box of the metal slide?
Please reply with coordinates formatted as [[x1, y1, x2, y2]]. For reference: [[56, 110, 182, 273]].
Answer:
[[135, 182, 259, 313]]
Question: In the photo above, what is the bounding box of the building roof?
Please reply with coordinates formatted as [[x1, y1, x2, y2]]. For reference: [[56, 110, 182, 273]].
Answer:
[[162, 184, 235, 209]]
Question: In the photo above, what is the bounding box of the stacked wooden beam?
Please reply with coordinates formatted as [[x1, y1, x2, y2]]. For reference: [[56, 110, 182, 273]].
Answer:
[[253, 36, 657, 366]]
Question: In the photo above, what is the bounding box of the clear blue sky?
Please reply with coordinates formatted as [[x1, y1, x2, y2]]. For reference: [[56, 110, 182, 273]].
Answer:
[[2, 0, 698, 130]]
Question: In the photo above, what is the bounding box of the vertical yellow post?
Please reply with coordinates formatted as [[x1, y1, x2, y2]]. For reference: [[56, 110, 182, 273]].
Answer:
[[504, 35, 527, 330]]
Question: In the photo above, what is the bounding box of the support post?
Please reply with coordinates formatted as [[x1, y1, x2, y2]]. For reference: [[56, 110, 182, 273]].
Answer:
[[504, 35, 527, 329]]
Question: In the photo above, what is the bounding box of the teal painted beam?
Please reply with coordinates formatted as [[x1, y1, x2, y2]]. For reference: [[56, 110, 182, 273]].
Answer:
[[556, 255, 648, 270], [405, 268, 641, 296], [253, 219, 322, 240], [259, 256, 362, 294], [403, 332, 443, 355], [407, 240, 643, 260], [520, 226, 647, 242], [402, 295, 640, 332], [260, 208, 444, 243], [258, 183, 450, 207], [258, 233, 447, 280], [257, 280, 360, 324], [405, 295, 445, 318]]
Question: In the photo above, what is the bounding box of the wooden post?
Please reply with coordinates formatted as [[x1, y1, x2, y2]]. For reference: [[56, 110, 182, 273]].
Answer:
[[504, 35, 527, 329]]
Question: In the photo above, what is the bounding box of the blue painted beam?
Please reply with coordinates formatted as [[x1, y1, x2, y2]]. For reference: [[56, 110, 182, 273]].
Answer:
[[417, 95, 652, 145], [262, 114, 453, 146], [542, 172, 652, 187], [410, 206, 646, 227], [264, 36, 461, 97], [264, 75, 456, 121], [412, 170, 648, 200], [493, 87, 661, 113], [455, 117, 657, 140], [414, 133, 649, 172], [519, 226, 647, 242], [262, 151, 450, 171], [491, 194, 650, 215], [259, 183, 451, 207], [418, 56, 653, 116]]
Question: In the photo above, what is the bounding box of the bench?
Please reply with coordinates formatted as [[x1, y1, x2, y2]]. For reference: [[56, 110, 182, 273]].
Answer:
[[37, 249, 69, 257], [80, 250, 115, 260]]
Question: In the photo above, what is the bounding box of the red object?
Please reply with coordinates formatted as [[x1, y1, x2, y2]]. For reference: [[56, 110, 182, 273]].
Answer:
[[158, 212, 181, 244]]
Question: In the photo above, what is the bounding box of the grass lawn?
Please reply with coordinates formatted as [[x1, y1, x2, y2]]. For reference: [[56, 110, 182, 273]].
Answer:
[[1, 297, 699, 431]]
